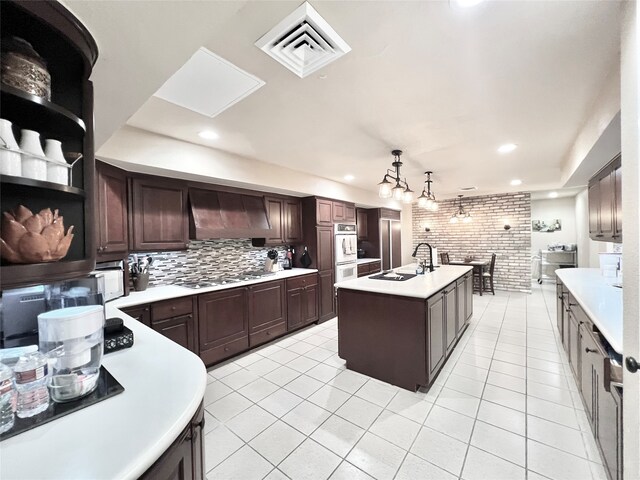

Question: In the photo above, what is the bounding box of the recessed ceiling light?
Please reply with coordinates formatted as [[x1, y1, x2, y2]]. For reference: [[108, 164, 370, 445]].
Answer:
[[510, 179, 522, 186], [548, 191, 559, 198], [498, 143, 518, 154], [198, 130, 219, 140], [454, 0, 484, 8], [344, 174, 354, 181]]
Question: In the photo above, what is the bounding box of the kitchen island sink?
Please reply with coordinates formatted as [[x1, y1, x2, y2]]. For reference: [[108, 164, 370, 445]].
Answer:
[[335, 265, 473, 391]]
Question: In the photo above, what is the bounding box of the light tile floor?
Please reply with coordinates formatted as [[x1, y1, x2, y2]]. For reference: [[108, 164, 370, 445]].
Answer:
[[203, 282, 609, 480]]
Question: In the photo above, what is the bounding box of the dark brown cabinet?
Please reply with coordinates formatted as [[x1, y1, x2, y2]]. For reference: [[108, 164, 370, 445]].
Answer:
[[589, 154, 622, 243], [318, 270, 335, 323], [357, 261, 382, 277], [444, 285, 457, 354], [427, 292, 446, 379], [356, 209, 368, 240], [0, 2, 98, 290], [141, 402, 204, 480], [257, 197, 303, 246], [286, 274, 319, 331], [344, 204, 356, 222], [580, 325, 603, 426], [248, 280, 287, 346], [121, 304, 151, 328], [316, 227, 334, 272], [332, 201, 345, 222], [130, 177, 188, 251], [96, 161, 129, 258], [316, 199, 333, 225], [198, 287, 249, 365]]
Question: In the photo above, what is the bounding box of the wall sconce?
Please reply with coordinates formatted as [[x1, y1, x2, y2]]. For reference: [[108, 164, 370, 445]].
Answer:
[[503, 224, 512, 231], [425, 226, 431, 233]]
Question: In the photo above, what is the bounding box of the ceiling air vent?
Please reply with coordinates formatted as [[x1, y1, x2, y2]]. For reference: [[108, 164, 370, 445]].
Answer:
[[459, 186, 478, 192], [255, 2, 351, 78]]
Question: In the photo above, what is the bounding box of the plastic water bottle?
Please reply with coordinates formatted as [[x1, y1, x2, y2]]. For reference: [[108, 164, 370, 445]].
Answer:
[[13, 352, 49, 418], [0, 363, 15, 433]]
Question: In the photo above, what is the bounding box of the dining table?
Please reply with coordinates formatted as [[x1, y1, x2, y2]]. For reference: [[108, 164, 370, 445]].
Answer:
[[448, 260, 489, 295]]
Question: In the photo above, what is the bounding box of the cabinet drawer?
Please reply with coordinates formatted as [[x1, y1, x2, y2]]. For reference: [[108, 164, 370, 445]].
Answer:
[[152, 296, 193, 322], [200, 336, 248, 366], [287, 274, 317, 290], [357, 264, 369, 277], [368, 262, 381, 274], [250, 322, 287, 347]]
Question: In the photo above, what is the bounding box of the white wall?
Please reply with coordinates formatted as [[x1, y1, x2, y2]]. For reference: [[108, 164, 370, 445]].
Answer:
[[530, 197, 577, 254], [574, 189, 608, 268]]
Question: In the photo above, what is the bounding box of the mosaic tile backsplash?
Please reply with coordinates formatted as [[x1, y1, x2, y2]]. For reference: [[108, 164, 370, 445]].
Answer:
[[128, 239, 289, 287]]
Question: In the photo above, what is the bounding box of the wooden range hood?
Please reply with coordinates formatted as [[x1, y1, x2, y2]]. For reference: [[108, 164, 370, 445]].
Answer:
[[188, 188, 273, 239]]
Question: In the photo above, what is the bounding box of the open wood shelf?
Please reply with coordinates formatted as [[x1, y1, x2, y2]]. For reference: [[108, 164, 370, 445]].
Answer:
[[1, 174, 86, 197]]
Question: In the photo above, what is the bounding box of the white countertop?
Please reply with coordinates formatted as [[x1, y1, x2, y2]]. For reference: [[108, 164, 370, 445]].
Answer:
[[111, 267, 319, 309], [556, 268, 623, 354], [335, 264, 472, 299], [1, 305, 207, 480], [356, 258, 381, 265]]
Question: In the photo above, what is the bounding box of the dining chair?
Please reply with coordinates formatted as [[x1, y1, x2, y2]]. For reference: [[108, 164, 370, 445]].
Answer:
[[481, 253, 497, 295], [440, 252, 450, 265]]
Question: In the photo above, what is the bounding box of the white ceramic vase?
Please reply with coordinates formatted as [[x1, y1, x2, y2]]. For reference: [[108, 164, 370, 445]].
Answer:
[[44, 139, 68, 186], [20, 129, 46, 181], [0, 119, 21, 176]]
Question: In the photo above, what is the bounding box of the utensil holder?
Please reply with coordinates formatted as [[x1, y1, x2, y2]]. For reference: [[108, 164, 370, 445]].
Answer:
[[132, 273, 149, 292]]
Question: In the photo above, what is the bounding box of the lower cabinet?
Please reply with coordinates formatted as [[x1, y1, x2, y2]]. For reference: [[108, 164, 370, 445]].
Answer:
[[248, 280, 287, 347], [444, 285, 457, 354], [456, 277, 466, 337], [557, 279, 623, 480], [122, 297, 196, 353], [141, 402, 204, 480], [464, 271, 473, 321], [198, 288, 249, 365], [357, 261, 382, 277], [318, 270, 335, 323], [286, 274, 319, 331], [427, 292, 445, 380]]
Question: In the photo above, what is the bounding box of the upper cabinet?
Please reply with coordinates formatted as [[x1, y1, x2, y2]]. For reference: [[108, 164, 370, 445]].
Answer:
[[316, 198, 333, 225], [0, 1, 98, 289], [130, 176, 189, 251], [589, 154, 622, 243], [356, 208, 368, 240], [96, 161, 128, 258], [251, 196, 303, 246]]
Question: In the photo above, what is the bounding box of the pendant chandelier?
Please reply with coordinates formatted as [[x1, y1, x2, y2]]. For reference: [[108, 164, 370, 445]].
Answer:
[[377, 150, 414, 204], [417, 171, 438, 211], [450, 195, 472, 223]]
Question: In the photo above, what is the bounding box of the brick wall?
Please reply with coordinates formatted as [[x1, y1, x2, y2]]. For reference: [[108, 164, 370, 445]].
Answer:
[[412, 192, 532, 292]]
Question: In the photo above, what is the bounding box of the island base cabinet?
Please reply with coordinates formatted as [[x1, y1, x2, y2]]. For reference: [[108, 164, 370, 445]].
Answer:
[[464, 272, 473, 321], [338, 289, 428, 391], [141, 402, 204, 480], [427, 292, 446, 380], [598, 387, 622, 480]]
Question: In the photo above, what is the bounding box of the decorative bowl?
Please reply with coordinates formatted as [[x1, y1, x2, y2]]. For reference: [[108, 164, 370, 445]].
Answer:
[[1, 37, 51, 101], [1, 205, 74, 264]]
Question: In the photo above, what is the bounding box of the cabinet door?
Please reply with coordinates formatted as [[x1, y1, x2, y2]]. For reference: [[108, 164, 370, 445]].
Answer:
[[332, 201, 345, 222], [598, 387, 622, 480], [318, 270, 335, 322], [249, 280, 286, 333], [357, 264, 369, 277], [287, 286, 304, 331], [456, 278, 465, 337], [131, 177, 188, 251], [303, 278, 319, 324], [316, 199, 333, 225], [316, 227, 334, 271], [556, 282, 564, 342], [140, 423, 193, 480], [121, 305, 151, 327], [356, 209, 368, 240], [427, 293, 446, 380], [598, 171, 614, 237], [580, 327, 603, 427], [284, 199, 303, 244], [568, 311, 581, 384], [444, 286, 457, 353], [369, 261, 381, 275], [464, 273, 473, 321], [198, 288, 248, 351], [344, 204, 356, 222], [588, 181, 600, 237], [96, 162, 129, 257], [153, 314, 194, 352], [380, 220, 390, 270], [264, 197, 284, 244], [613, 162, 622, 240]]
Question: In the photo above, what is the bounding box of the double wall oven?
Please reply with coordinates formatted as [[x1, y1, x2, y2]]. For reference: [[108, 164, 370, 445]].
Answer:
[[334, 223, 358, 282]]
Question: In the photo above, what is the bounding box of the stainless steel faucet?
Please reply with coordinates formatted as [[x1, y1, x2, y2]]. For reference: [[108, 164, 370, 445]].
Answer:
[[411, 243, 434, 272]]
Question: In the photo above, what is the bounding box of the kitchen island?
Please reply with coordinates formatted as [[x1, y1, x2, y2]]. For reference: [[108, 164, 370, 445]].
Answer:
[[336, 265, 473, 391], [0, 307, 207, 480]]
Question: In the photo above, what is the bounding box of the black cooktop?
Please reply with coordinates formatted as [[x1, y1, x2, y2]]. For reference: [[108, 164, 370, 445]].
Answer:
[[0, 366, 124, 441]]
